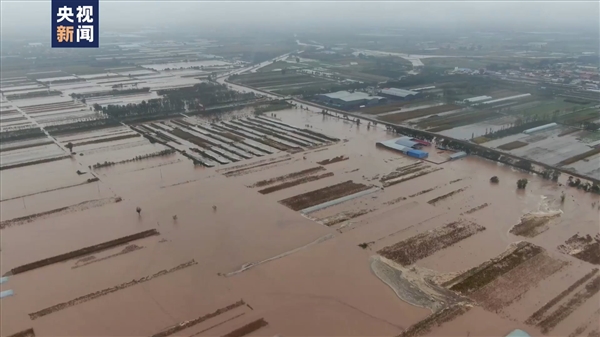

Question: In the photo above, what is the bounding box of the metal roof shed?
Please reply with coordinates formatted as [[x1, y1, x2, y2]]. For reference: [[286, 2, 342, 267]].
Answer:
[[377, 139, 411, 153], [380, 88, 419, 98], [450, 151, 467, 160], [407, 149, 428, 159], [394, 137, 419, 148], [506, 330, 531, 337]]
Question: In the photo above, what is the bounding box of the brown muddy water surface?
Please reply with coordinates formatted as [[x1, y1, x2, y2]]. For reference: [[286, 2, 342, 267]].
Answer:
[[1, 108, 599, 337]]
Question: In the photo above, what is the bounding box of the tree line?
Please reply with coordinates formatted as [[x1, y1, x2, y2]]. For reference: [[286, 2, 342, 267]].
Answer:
[[94, 83, 255, 119]]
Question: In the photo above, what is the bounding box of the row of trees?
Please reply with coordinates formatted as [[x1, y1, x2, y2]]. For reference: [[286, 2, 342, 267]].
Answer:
[[95, 83, 255, 119], [70, 87, 150, 100], [91, 149, 176, 169]]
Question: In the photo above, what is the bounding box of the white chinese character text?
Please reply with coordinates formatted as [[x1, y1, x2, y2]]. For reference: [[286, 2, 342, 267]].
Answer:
[[77, 25, 94, 43], [56, 6, 74, 23], [76, 6, 93, 23]]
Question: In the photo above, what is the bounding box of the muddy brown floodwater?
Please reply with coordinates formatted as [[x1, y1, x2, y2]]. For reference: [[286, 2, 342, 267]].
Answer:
[[1, 107, 599, 337]]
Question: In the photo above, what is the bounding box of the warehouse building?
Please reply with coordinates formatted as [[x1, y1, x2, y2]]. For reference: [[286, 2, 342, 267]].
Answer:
[[379, 88, 421, 101], [461, 95, 492, 104], [375, 136, 429, 159], [315, 91, 386, 110], [523, 123, 558, 134]]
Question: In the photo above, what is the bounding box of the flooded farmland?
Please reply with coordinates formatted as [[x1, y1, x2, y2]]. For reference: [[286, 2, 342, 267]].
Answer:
[[1, 106, 599, 337]]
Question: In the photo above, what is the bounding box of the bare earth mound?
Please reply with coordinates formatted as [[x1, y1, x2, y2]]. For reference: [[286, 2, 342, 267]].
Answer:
[[510, 213, 561, 238], [370, 257, 468, 312]]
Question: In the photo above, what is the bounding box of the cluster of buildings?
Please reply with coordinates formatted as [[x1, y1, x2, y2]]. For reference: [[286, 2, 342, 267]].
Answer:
[[488, 62, 600, 92], [315, 87, 423, 110]]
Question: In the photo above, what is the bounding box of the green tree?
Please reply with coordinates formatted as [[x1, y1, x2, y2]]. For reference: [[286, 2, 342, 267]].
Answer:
[[517, 179, 528, 189]]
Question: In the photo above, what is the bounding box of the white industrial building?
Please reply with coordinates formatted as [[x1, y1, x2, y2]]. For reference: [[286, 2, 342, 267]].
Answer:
[[379, 88, 421, 101], [316, 91, 387, 110], [462, 95, 492, 104]]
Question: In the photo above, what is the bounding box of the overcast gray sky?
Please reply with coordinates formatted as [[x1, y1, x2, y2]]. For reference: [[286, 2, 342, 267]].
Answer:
[[2, 0, 599, 37]]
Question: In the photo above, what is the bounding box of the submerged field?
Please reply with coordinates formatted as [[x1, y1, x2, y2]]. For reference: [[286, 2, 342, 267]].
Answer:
[[1, 103, 599, 337]]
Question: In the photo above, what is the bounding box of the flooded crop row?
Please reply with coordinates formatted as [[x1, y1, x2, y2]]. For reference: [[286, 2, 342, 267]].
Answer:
[[29, 260, 198, 320], [279, 180, 371, 211], [149, 300, 247, 337], [258, 172, 334, 194], [5, 229, 158, 276], [249, 166, 325, 187], [221, 318, 269, 337], [444, 242, 567, 311], [558, 234, 600, 265], [316, 155, 349, 165], [427, 187, 468, 205], [0, 197, 121, 229]]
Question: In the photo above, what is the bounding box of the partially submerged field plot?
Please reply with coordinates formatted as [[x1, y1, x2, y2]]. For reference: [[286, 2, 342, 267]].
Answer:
[[397, 304, 472, 337], [250, 166, 325, 187], [0, 142, 68, 170], [149, 300, 248, 337], [558, 233, 600, 265], [29, 259, 198, 320], [413, 110, 499, 132], [377, 220, 486, 266], [229, 71, 336, 94], [248, 166, 335, 194], [4, 229, 158, 276], [497, 140, 529, 150], [221, 156, 292, 177], [557, 148, 600, 167], [427, 187, 468, 206], [529, 273, 600, 334], [0, 197, 122, 229], [359, 100, 416, 115], [380, 162, 442, 188], [378, 104, 461, 124], [279, 180, 372, 211], [443, 242, 567, 312], [222, 318, 269, 337], [317, 155, 349, 165], [0, 126, 67, 170], [525, 269, 598, 328]]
